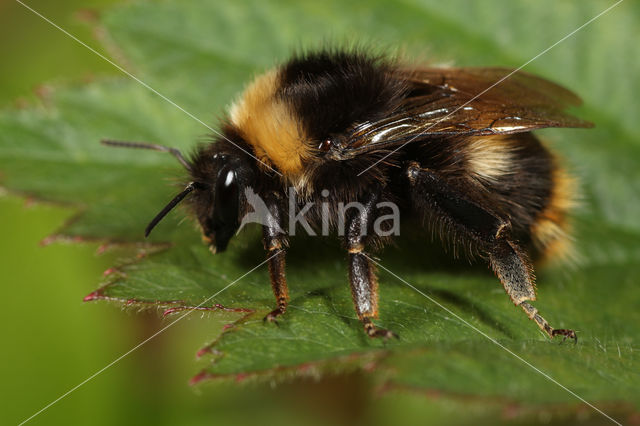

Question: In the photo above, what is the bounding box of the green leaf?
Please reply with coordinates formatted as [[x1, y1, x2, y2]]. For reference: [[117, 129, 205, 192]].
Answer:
[[2, 0, 639, 421]]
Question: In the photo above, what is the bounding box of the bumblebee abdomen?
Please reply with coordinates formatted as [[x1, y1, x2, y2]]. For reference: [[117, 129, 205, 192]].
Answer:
[[467, 133, 576, 262], [529, 160, 577, 263], [412, 133, 575, 261]]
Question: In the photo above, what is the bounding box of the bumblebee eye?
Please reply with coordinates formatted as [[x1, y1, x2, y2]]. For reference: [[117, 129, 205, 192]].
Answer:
[[318, 139, 332, 152], [213, 167, 239, 227]]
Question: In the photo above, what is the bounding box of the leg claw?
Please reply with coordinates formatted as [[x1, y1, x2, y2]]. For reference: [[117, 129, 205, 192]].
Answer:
[[551, 328, 577, 344], [263, 308, 285, 326], [367, 327, 399, 340]]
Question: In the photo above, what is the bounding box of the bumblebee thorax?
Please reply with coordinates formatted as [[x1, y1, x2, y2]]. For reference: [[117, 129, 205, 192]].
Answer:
[[229, 70, 313, 179]]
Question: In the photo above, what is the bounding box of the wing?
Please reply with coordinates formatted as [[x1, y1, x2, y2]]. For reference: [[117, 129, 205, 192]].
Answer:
[[331, 67, 593, 159]]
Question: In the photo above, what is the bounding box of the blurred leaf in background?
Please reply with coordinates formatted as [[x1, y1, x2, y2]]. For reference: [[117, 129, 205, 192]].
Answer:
[[1, 0, 639, 425]]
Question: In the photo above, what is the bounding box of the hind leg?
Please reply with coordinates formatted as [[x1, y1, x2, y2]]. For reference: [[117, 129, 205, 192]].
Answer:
[[406, 162, 576, 341], [489, 234, 576, 341]]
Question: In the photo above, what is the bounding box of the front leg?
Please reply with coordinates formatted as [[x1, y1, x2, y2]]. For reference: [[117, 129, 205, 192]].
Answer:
[[344, 189, 397, 339], [262, 191, 289, 323]]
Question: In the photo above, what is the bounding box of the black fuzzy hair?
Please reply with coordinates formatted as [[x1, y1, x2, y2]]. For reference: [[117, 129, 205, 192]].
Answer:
[[278, 48, 407, 142]]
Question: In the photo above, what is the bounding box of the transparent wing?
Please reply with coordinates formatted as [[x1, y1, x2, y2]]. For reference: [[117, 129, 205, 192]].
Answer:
[[333, 67, 592, 159]]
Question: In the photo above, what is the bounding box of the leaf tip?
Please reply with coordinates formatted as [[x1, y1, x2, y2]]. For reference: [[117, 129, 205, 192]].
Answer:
[[195, 347, 211, 359], [39, 235, 57, 247], [189, 370, 213, 386], [163, 307, 179, 317], [102, 267, 117, 276], [83, 290, 102, 302]]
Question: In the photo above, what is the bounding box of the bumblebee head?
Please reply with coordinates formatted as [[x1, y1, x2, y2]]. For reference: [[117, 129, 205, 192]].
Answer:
[[187, 148, 255, 253], [101, 139, 254, 253]]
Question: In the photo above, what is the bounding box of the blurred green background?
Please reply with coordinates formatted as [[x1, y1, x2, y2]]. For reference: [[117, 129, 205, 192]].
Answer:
[[1, 1, 637, 425]]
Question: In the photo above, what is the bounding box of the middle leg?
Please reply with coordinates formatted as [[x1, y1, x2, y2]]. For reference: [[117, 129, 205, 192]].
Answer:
[[344, 188, 397, 339]]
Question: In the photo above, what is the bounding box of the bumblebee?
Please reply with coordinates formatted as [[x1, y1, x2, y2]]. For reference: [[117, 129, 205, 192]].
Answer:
[[104, 48, 591, 340]]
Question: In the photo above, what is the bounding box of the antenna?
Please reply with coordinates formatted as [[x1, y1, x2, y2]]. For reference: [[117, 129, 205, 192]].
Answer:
[[101, 139, 192, 171], [145, 182, 198, 237]]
